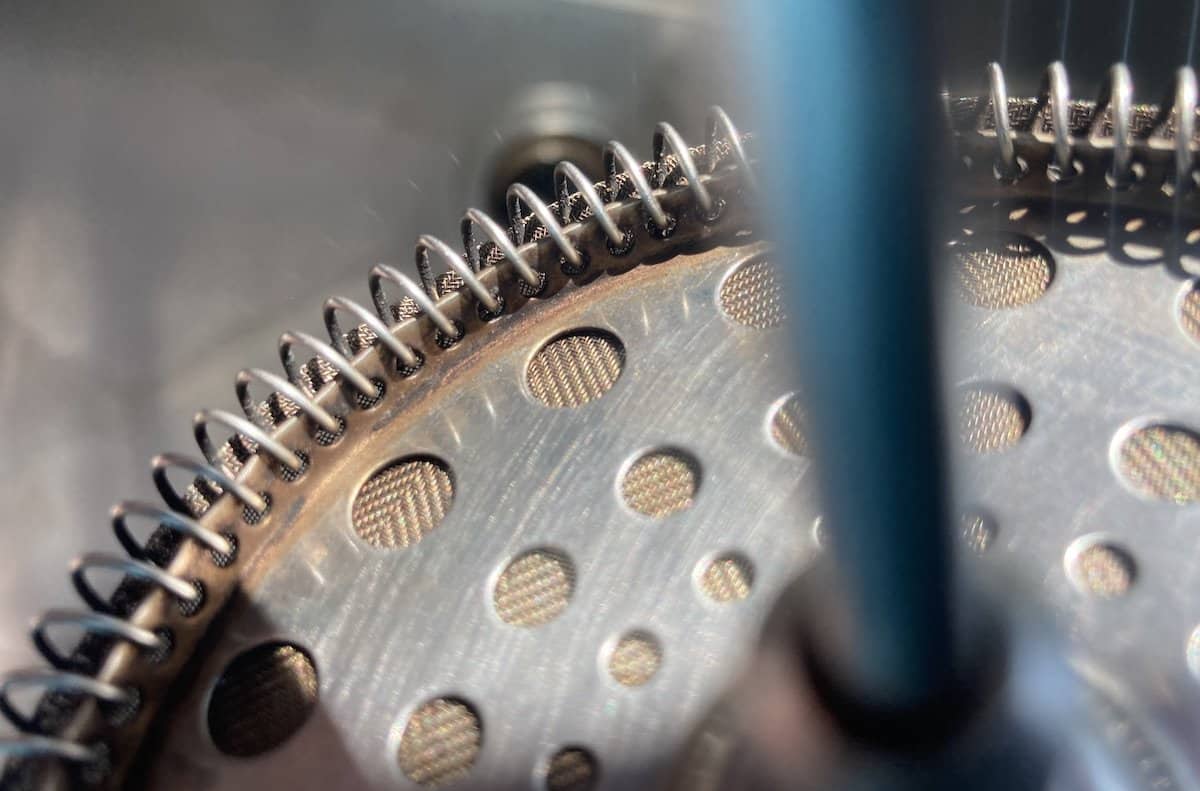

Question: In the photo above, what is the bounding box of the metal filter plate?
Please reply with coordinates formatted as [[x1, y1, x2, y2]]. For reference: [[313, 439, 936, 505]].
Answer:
[[136, 191, 1200, 789]]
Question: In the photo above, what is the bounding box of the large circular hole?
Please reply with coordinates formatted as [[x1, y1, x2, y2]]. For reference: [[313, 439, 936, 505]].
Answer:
[[718, 257, 785, 329], [526, 329, 625, 408], [620, 449, 699, 519], [605, 631, 662, 687], [397, 697, 482, 788], [1115, 423, 1200, 504], [207, 642, 318, 757], [493, 549, 575, 627], [953, 233, 1054, 309], [351, 456, 454, 548], [957, 385, 1031, 453]]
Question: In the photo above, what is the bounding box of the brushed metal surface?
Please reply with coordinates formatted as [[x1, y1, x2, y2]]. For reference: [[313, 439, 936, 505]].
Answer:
[[0, 0, 745, 676]]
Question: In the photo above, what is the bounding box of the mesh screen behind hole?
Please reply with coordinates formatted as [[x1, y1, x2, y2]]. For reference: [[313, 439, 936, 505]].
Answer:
[[620, 450, 699, 518], [719, 258, 785, 329], [493, 550, 575, 627], [607, 632, 661, 687], [397, 698, 482, 788], [526, 329, 625, 408], [958, 386, 1029, 453], [206, 643, 318, 757], [546, 747, 599, 791], [1118, 424, 1200, 504], [351, 457, 454, 548], [954, 233, 1054, 309]]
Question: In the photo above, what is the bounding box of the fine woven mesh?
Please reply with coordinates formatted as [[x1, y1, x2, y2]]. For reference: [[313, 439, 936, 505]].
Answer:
[[607, 633, 661, 686], [206, 644, 318, 758], [1118, 425, 1200, 503], [1072, 544, 1135, 598], [546, 748, 598, 791], [493, 551, 574, 627], [954, 236, 1053, 309], [961, 512, 996, 554], [621, 452, 697, 518], [958, 388, 1028, 453], [526, 330, 624, 408], [351, 458, 454, 548], [770, 395, 808, 456], [719, 259, 785, 329], [397, 698, 481, 788], [699, 556, 752, 603], [1180, 284, 1200, 343]]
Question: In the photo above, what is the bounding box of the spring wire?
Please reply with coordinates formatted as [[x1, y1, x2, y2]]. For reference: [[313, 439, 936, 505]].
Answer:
[[4, 59, 1200, 781]]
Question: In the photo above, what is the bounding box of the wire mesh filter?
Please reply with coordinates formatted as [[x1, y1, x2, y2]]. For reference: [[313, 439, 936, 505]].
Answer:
[[526, 329, 625, 408], [493, 550, 575, 627], [954, 233, 1053, 309], [769, 394, 808, 456], [698, 554, 753, 603], [1068, 540, 1136, 598], [961, 512, 996, 554], [607, 632, 661, 687], [620, 450, 699, 518], [397, 698, 482, 788], [545, 747, 599, 791], [719, 258, 785, 329], [958, 386, 1030, 453], [351, 457, 454, 548], [1117, 424, 1200, 503], [1180, 282, 1200, 343], [206, 643, 318, 758]]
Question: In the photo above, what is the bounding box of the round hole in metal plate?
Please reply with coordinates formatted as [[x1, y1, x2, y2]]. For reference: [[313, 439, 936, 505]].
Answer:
[[397, 696, 482, 788], [526, 328, 625, 408], [543, 745, 600, 791], [493, 548, 575, 627], [718, 255, 786, 329], [620, 448, 700, 518], [1065, 536, 1136, 599], [351, 456, 454, 548], [1114, 422, 1200, 504], [953, 232, 1054, 309], [957, 384, 1031, 454], [697, 553, 754, 603], [606, 631, 662, 687], [207, 642, 318, 757]]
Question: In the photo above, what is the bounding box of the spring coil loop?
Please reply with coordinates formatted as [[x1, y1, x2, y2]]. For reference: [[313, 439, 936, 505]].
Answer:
[[977, 61, 1200, 192], [0, 106, 752, 780]]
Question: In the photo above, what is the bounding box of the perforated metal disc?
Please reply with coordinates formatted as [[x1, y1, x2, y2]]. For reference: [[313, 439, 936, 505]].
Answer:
[[131, 200, 1200, 789]]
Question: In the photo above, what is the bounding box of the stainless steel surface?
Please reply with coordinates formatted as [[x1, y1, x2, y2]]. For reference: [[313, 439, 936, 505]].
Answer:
[[0, 0, 744, 675], [144, 242, 814, 790]]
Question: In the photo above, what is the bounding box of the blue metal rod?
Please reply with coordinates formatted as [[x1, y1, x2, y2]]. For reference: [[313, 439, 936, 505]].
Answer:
[[745, 1, 956, 713]]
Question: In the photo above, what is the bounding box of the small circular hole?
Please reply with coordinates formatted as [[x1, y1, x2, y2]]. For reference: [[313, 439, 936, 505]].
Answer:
[[177, 580, 205, 617], [620, 449, 699, 519], [961, 511, 997, 554], [210, 532, 238, 568], [397, 697, 482, 787], [719, 256, 785, 330], [957, 384, 1031, 453], [312, 416, 347, 447], [1065, 537, 1136, 599], [493, 549, 575, 627], [768, 393, 808, 456], [544, 746, 599, 791], [144, 627, 174, 665], [355, 378, 386, 410], [243, 493, 272, 525], [606, 228, 636, 257], [1113, 422, 1200, 504], [605, 631, 661, 687], [646, 212, 677, 239], [697, 553, 754, 603], [277, 451, 310, 483]]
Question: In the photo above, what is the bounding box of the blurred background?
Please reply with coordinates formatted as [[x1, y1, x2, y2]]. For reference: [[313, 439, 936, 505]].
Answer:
[[0, 0, 1198, 673]]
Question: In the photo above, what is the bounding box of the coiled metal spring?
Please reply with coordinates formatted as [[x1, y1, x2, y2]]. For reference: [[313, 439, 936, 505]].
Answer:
[[966, 61, 1199, 192], [0, 106, 753, 783]]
